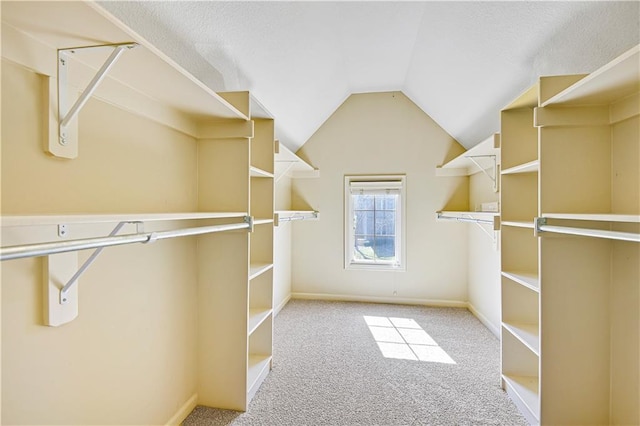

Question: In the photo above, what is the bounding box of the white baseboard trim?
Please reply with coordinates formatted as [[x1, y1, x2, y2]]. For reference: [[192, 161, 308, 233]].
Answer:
[[165, 393, 198, 426], [291, 292, 468, 308], [467, 302, 500, 338], [274, 294, 291, 316]]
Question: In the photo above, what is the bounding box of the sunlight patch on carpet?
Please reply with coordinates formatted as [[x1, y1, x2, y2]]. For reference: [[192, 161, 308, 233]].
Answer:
[[364, 316, 456, 364]]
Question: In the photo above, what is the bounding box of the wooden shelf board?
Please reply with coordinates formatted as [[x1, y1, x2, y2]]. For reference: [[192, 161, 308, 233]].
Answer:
[[247, 354, 272, 395], [502, 271, 540, 292], [248, 309, 272, 336], [249, 263, 273, 280], [275, 143, 314, 171], [502, 322, 540, 355], [501, 160, 539, 175], [542, 213, 640, 223], [438, 211, 499, 218], [501, 221, 535, 229], [250, 167, 274, 178], [502, 375, 540, 422], [541, 45, 639, 107], [437, 133, 499, 175], [0, 212, 248, 227], [1, 2, 248, 123]]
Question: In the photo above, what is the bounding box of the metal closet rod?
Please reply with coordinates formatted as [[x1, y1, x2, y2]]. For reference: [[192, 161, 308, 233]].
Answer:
[[279, 216, 305, 222], [0, 221, 251, 262], [536, 218, 639, 243], [437, 215, 494, 225]]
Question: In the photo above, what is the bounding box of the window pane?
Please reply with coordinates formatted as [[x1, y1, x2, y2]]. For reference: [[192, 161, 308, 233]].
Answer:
[[374, 236, 396, 260], [353, 194, 374, 210], [375, 194, 396, 210], [354, 235, 375, 260], [354, 211, 374, 234], [375, 211, 396, 236]]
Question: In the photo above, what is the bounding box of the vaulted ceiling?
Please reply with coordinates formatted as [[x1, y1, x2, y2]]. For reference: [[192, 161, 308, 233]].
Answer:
[[100, 1, 639, 151]]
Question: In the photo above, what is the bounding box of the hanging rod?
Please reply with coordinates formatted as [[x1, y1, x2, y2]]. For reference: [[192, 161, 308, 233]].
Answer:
[[437, 213, 494, 225], [279, 216, 305, 222], [535, 218, 639, 243], [277, 211, 318, 223], [0, 219, 252, 262]]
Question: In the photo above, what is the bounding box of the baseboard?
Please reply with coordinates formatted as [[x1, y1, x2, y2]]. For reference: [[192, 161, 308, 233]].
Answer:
[[291, 292, 468, 308], [165, 393, 198, 426], [274, 294, 291, 316], [467, 302, 500, 338]]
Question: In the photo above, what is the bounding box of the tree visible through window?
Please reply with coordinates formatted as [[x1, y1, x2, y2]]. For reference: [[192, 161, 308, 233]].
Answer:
[[345, 176, 405, 270]]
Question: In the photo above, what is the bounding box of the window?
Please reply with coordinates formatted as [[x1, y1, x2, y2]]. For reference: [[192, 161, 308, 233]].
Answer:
[[344, 175, 406, 270]]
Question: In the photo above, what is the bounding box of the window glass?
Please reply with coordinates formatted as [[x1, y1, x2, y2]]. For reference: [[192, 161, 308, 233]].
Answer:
[[345, 177, 405, 270]]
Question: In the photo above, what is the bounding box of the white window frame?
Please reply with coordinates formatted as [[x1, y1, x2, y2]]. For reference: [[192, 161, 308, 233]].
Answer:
[[344, 175, 406, 271]]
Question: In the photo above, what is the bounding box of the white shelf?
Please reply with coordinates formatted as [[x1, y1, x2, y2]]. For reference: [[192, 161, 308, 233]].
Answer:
[[437, 211, 499, 218], [274, 141, 317, 180], [501, 220, 535, 229], [503, 322, 540, 355], [541, 45, 640, 107], [1, 2, 247, 131], [436, 133, 500, 176], [248, 309, 272, 335], [249, 263, 273, 280], [247, 355, 272, 395], [250, 166, 274, 178], [503, 375, 540, 424], [501, 160, 539, 175], [502, 271, 540, 292], [542, 213, 640, 223], [0, 212, 248, 227]]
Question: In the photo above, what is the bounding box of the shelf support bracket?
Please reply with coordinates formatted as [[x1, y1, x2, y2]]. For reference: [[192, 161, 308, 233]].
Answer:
[[465, 155, 498, 192], [57, 43, 137, 157], [59, 221, 141, 305], [463, 214, 499, 250]]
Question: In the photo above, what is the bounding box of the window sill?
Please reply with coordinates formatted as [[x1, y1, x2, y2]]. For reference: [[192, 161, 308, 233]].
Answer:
[[346, 262, 405, 272]]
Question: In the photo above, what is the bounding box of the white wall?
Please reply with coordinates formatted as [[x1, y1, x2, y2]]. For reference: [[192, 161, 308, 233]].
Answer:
[[467, 171, 501, 336], [1, 60, 198, 425], [291, 92, 469, 305]]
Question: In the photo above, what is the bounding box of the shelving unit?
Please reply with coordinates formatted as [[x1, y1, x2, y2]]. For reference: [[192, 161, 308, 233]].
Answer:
[[1, 1, 276, 422], [435, 134, 501, 250], [500, 45, 639, 425], [273, 141, 320, 224], [197, 111, 275, 412], [435, 133, 500, 210]]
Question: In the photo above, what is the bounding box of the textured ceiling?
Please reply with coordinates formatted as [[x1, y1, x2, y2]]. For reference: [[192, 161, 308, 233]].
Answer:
[[99, 1, 639, 151]]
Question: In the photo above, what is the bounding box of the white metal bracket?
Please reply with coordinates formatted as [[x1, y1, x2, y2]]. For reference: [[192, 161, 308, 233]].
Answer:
[[465, 155, 498, 192], [58, 221, 137, 305], [462, 214, 500, 250], [56, 43, 137, 158]]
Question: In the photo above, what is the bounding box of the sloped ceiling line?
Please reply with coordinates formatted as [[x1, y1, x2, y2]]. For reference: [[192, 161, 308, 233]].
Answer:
[[99, 1, 639, 151]]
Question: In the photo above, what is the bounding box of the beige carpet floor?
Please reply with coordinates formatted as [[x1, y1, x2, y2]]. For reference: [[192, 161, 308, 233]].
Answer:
[[184, 299, 527, 425]]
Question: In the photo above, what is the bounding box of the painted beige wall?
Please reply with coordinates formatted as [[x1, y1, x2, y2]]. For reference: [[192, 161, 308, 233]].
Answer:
[[1, 60, 198, 424], [291, 92, 468, 304], [467, 171, 501, 336]]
